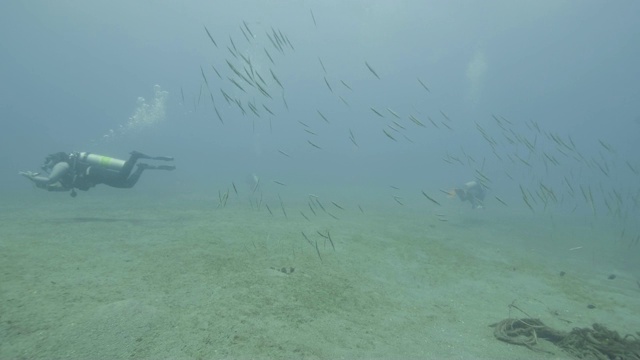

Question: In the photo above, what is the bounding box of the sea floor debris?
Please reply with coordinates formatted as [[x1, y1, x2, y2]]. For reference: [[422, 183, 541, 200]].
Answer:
[[490, 318, 640, 359]]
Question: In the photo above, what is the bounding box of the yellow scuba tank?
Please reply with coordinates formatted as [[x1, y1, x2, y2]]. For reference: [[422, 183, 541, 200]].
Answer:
[[78, 152, 126, 171]]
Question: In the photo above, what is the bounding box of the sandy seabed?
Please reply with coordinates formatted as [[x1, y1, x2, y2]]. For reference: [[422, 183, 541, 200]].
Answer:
[[1, 189, 638, 360]]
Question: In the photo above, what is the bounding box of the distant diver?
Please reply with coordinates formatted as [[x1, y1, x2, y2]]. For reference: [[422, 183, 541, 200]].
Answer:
[[19, 151, 175, 197], [451, 181, 486, 209]]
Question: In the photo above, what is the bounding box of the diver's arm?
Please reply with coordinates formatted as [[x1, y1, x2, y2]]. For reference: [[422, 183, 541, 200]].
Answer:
[[21, 162, 70, 186], [20, 162, 71, 192], [19, 173, 69, 192]]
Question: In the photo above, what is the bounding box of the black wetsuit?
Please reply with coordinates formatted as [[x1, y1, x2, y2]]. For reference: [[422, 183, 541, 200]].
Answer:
[[72, 152, 150, 191]]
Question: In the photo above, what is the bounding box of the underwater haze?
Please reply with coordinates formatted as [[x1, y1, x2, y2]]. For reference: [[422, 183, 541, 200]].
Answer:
[[1, 1, 640, 359]]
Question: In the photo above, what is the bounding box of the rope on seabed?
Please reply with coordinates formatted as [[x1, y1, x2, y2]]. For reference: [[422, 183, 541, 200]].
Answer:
[[490, 318, 640, 359]]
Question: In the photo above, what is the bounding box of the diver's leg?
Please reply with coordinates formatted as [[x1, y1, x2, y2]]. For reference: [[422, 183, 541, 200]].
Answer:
[[120, 164, 146, 188], [100, 164, 145, 189], [118, 152, 144, 178], [116, 163, 175, 189], [454, 189, 467, 201]]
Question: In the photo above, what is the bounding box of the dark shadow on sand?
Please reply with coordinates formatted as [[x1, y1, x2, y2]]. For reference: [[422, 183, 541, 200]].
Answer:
[[49, 217, 151, 225]]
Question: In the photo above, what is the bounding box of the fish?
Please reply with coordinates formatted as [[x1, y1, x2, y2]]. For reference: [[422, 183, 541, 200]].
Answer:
[[252, 176, 260, 194], [273, 180, 286, 186], [229, 77, 246, 93], [213, 105, 224, 125], [317, 110, 329, 123], [318, 57, 327, 73], [239, 52, 251, 67], [243, 20, 254, 38], [211, 65, 222, 79], [262, 104, 275, 116], [225, 60, 252, 85], [307, 140, 322, 149], [392, 120, 405, 130], [310, 9, 317, 27], [331, 201, 344, 210], [234, 98, 246, 115], [598, 139, 615, 153], [387, 108, 400, 119], [349, 136, 359, 147], [264, 48, 274, 64], [229, 35, 238, 53], [255, 71, 268, 87], [271, 28, 284, 52], [417, 78, 430, 92], [200, 66, 209, 87], [370, 108, 384, 117], [283, 34, 294, 50], [277, 149, 290, 157], [494, 196, 508, 206], [314, 240, 322, 262], [220, 89, 232, 104], [265, 32, 279, 51], [226, 46, 237, 59], [408, 114, 425, 127], [327, 231, 335, 251], [382, 129, 396, 141], [365, 61, 380, 79], [180, 87, 185, 104], [247, 102, 260, 117], [308, 202, 317, 216], [298, 120, 310, 128], [474, 169, 491, 184], [421, 191, 441, 206], [204, 26, 218, 48], [270, 69, 283, 88], [349, 129, 358, 147], [239, 25, 250, 43], [323, 77, 333, 92], [255, 82, 272, 99], [340, 80, 352, 91], [519, 185, 534, 212], [314, 198, 326, 212], [197, 83, 203, 107], [301, 231, 313, 246]]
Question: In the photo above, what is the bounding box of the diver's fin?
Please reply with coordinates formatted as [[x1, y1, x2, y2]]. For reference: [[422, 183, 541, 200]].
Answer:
[[131, 151, 174, 161], [137, 164, 175, 171], [150, 156, 174, 161]]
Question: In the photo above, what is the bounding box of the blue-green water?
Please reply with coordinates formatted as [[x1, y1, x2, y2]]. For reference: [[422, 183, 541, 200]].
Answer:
[[1, 1, 639, 358]]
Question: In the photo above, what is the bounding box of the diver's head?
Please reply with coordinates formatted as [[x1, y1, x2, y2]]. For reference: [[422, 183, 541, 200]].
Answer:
[[42, 152, 69, 172]]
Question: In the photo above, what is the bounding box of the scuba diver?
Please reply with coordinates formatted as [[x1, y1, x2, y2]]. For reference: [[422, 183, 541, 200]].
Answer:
[[19, 151, 175, 197], [452, 180, 486, 209]]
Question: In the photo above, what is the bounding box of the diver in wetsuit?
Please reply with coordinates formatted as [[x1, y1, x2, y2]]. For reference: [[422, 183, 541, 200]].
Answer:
[[19, 151, 175, 197], [453, 181, 486, 209]]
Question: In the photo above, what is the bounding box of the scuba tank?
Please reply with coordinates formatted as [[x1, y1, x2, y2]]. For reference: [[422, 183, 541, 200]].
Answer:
[[77, 152, 126, 171]]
